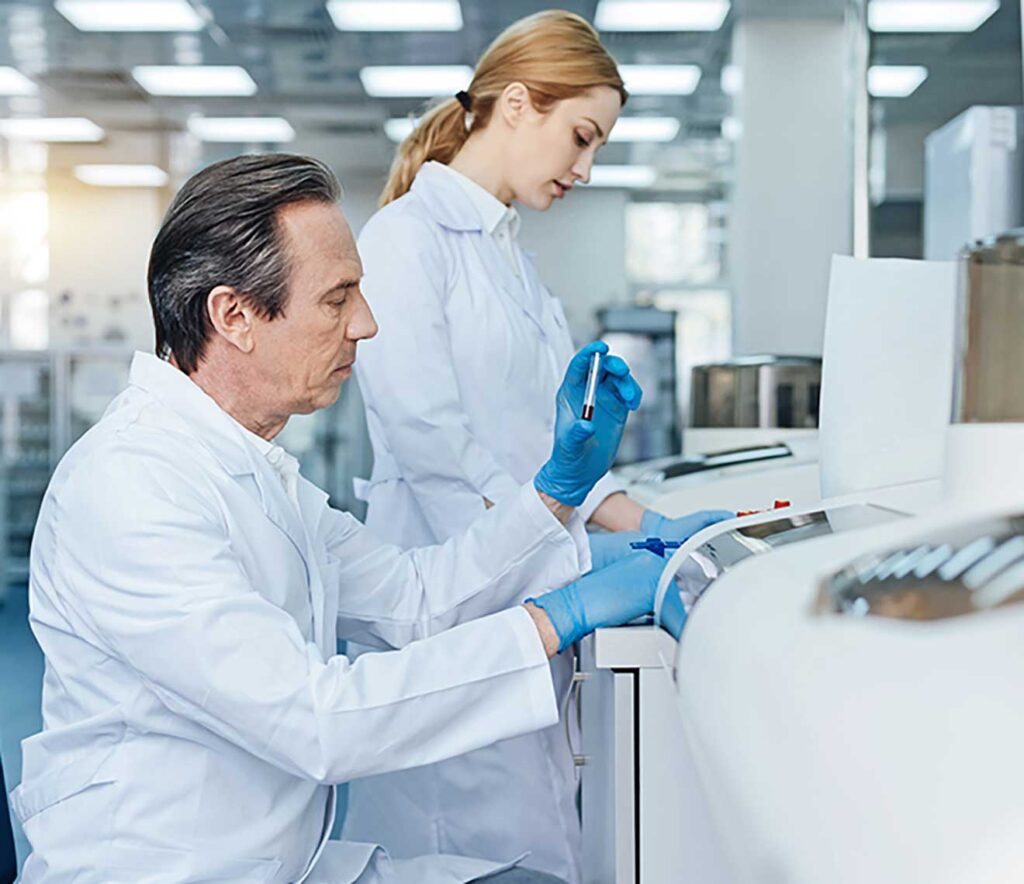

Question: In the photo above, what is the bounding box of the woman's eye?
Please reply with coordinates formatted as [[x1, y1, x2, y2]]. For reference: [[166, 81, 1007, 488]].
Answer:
[[575, 132, 592, 148]]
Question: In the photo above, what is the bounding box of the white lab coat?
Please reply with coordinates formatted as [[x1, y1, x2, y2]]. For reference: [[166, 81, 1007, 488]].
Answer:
[[348, 162, 621, 883], [12, 352, 592, 884]]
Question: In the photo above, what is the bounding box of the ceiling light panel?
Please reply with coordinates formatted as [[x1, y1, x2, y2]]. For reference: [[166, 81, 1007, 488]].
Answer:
[[360, 65, 472, 97], [384, 117, 417, 142], [0, 67, 38, 96], [328, 0, 462, 31], [132, 65, 257, 96], [595, 0, 729, 31], [720, 64, 742, 96], [55, 0, 204, 31], [74, 164, 169, 187], [0, 117, 104, 142], [188, 117, 295, 142], [868, 65, 929, 97], [587, 165, 657, 188], [721, 116, 742, 140], [620, 64, 702, 95], [867, 0, 999, 32], [609, 117, 680, 142]]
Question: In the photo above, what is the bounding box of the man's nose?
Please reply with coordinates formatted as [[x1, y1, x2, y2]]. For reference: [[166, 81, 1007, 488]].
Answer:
[[350, 290, 379, 341]]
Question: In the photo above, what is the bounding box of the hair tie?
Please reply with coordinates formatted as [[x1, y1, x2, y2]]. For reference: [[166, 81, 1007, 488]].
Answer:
[[455, 90, 472, 112]]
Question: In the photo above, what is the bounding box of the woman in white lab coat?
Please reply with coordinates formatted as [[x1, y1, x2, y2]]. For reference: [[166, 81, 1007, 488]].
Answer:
[[349, 11, 728, 883]]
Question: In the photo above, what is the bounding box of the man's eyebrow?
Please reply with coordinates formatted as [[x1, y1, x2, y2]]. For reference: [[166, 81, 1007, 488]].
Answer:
[[318, 276, 362, 299], [583, 116, 605, 140]]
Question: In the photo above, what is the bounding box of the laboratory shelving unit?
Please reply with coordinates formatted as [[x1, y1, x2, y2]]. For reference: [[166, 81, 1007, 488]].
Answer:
[[0, 348, 132, 596]]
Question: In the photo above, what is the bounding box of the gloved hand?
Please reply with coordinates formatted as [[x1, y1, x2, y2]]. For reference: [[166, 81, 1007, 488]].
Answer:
[[528, 552, 665, 652], [588, 509, 736, 571], [641, 508, 735, 539], [534, 341, 642, 507]]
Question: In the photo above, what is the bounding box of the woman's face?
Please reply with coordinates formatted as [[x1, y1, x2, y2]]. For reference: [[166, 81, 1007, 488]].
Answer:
[[505, 85, 623, 211]]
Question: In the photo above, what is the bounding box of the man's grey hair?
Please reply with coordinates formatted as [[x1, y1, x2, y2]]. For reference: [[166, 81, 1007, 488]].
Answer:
[[147, 153, 342, 374]]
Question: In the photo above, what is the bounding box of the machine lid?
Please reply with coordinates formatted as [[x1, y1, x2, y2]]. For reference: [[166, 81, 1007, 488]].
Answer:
[[657, 503, 905, 625], [692, 354, 823, 369], [635, 443, 792, 484]]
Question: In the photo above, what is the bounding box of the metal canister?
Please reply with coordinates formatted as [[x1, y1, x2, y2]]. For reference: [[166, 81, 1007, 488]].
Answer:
[[953, 229, 1024, 423], [689, 355, 822, 429]]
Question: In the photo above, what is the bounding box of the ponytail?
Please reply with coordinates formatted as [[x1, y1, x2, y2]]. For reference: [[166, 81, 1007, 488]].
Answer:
[[379, 98, 471, 207], [378, 10, 626, 207]]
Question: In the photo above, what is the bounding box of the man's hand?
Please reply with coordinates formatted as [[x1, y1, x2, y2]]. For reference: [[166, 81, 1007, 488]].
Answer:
[[524, 602, 561, 658], [588, 510, 735, 571], [526, 552, 665, 653]]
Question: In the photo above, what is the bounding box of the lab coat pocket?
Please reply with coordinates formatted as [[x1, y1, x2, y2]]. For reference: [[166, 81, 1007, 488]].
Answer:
[[10, 747, 116, 823], [104, 843, 283, 882]]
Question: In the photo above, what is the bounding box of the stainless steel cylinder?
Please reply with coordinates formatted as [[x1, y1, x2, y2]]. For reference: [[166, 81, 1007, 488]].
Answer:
[[953, 229, 1024, 423], [689, 356, 822, 429]]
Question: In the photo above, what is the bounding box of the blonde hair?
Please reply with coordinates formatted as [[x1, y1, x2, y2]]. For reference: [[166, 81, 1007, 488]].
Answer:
[[379, 10, 627, 207]]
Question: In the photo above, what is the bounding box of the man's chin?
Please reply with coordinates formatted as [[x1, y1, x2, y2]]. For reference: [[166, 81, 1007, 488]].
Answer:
[[314, 380, 345, 411]]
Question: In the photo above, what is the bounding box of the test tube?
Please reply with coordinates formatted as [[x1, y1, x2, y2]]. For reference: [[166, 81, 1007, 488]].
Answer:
[[582, 352, 601, 421]]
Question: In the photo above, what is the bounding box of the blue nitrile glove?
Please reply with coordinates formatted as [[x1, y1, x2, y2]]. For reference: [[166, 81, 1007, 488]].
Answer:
[[588, 531, 646, 571], [641, 508, 736, 539], [534, 341, 643, 506], [588, 510, 736, 571], [661, 579, 688, 640], [528, 552, 665, 652]]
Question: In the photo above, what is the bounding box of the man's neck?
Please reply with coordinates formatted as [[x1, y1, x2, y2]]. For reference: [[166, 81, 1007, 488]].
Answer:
[[188, 353, 288, 441]]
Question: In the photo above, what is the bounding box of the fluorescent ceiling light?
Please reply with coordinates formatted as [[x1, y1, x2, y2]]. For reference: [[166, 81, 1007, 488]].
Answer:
[[609, 117, 680, 142], [360, 65, 472, 97], [620, 64, 702, 95], [720, 64, 742, 96], [587, 165, 657, 188], [868, 0, 999, 32], [327, 0, 462, 31], [74, 164, 168, 187], [868, 65, 928, 97], [0, 67, 37, 96], [595, 0, 729, 31], [384, 117, 417, 142], [188, 116, 295, 142], [132, 65, 257, 96], [55, 0, 204, 31], [721, 116, 742, 141], [0, 117, 104, 142]]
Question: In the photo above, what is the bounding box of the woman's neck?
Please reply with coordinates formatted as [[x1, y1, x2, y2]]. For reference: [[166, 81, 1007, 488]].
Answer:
[[449, 134, 514, 206]]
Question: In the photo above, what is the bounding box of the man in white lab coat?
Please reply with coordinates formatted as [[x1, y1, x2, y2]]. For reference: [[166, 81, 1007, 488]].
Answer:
[[11, 154, 665, 884]]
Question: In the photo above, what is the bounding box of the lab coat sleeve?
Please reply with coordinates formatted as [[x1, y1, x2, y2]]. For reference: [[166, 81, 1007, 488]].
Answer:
[[55, 446, 558, 785], [328, 479, 592, 648], [579, 472, 627, 524], [355, 211, 523, 526]]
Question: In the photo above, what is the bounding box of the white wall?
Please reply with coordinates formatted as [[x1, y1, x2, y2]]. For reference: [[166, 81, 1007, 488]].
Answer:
[[730, 17, 856, 356], [520, 188, 629, 342], [46, 174, 167, 349]]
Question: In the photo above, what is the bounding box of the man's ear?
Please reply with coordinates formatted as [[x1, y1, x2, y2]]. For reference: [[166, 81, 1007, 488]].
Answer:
[[498, 81, 532, 129], [207, 285, 257, 354]]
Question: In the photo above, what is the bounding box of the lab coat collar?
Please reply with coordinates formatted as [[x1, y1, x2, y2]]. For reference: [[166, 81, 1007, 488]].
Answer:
[[410, 161, 495, 233], [128, 352, 263, 479], [434, 162, 520, 239], [129, 353, 328, 639], [411, 162, 551, 341]]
